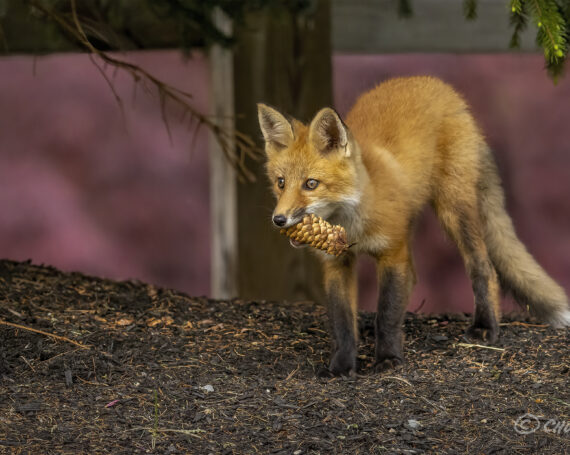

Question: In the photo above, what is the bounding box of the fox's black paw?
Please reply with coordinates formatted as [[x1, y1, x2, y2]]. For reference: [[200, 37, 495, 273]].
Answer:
[[316, 366, 333, 378], [373, 356, 403, 373], [317, 366, 356, 379], [328, 350, 356, 377], [465, 324, 499, 344]]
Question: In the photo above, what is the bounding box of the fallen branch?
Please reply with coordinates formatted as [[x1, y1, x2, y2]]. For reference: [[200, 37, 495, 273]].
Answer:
[[0, 319, 91, 350]]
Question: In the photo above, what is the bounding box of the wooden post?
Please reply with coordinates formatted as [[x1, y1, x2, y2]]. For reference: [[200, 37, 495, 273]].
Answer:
[[233, 1, 332, 302], [208, 8, 237, 299]]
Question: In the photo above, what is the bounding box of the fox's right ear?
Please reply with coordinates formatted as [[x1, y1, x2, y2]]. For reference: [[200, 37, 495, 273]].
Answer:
[[257, 103, 294, 151]]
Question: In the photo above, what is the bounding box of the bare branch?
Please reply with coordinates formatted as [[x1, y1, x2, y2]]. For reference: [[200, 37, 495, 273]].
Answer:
[[25, 0, 261, 182]]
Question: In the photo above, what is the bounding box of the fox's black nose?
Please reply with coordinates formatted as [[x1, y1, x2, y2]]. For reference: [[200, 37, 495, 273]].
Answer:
[[273, 215, 287, 227]]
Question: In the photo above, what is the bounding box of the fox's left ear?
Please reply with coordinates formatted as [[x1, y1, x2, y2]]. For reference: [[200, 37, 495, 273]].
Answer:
[[309, 108, 350, 157]]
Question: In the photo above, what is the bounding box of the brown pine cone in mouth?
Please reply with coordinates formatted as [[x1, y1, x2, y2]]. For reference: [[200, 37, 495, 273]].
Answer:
[[280, 214, 350, 257]]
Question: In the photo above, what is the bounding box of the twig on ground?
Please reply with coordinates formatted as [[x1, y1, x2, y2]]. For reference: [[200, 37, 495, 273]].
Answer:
[[129, 427, 205, 438], [0, 319, 91, 349], [500, 321, 548, 327], [378, 376, 413, 387], [454, 342, 505, 352]]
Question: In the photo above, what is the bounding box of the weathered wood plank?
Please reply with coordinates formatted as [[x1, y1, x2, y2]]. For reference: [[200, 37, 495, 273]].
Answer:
[[233, 2, 332, 302], [208, 8, 237, 299]]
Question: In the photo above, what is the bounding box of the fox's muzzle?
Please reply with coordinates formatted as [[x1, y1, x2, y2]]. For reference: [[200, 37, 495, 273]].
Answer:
[[272, 208, 307, 229]]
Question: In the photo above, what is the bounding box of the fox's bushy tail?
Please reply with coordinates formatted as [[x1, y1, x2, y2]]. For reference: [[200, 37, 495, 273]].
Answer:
[[479, 149, 570, 327]]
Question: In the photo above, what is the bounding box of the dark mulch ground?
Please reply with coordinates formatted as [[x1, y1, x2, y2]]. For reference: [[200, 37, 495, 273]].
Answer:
[[0, 260, 568, 454]]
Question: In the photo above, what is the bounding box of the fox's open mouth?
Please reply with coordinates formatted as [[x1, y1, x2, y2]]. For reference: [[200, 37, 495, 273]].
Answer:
[[289, 238, 305, 248]]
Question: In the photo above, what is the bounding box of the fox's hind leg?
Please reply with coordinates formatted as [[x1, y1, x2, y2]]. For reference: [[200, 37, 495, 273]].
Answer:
[[374, 242, 416, 372], [433, 195, 501, 343]]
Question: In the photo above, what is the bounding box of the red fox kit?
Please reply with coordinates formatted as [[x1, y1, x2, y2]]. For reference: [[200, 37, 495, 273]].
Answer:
[[257, 76, 569, 376]]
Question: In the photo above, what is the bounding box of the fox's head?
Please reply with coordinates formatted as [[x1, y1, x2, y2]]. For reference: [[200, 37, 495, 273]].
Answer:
[[257, 104, 362, 231]]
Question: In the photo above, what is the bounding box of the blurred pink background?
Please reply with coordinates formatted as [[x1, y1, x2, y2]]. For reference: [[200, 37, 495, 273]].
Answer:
[[0, 51, 568, 314], [0, 51, 211, 296]]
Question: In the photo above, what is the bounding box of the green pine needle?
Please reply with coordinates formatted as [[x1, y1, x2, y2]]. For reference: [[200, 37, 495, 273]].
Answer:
[[509, 3, 529, 49], [527, 0, 567, 60]]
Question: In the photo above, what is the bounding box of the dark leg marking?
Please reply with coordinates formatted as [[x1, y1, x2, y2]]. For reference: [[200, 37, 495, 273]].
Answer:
[[465, 260, 499, 342], [459, 216, 499, 342], [375, 268, 407, 372], [326, 284, 357, 376]]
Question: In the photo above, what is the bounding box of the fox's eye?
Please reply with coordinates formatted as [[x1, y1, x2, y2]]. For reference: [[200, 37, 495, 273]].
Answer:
[[305, 179, 319, 190], [277, 177, 285, 189]]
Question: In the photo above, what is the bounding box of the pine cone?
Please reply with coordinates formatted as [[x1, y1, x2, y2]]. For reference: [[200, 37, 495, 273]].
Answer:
[[280, 214, 350, 257]]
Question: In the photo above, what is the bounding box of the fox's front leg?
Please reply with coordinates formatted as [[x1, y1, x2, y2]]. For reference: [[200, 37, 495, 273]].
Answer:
[[375, 246, 415, 372], [322, 254, 358, 376]]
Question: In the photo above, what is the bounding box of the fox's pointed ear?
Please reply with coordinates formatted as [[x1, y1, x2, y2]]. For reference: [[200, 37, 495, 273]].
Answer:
[[257, 103, 294, 151], [309, 108, 349, 157]]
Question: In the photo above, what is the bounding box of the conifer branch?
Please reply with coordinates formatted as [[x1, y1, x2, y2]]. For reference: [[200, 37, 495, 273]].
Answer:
[[509, 0, 529, 49], [528, 0, 566, 60], [511, 0, 568, 79]]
